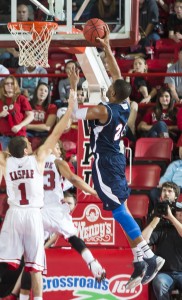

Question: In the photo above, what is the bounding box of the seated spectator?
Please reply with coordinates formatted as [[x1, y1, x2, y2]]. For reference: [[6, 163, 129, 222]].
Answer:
[[58, 60, 85, 107], [0, 64, 9, 82], [137, 87, 179, 141], [26, 82, 57, 149], [16, 65, 48, 101], [0, 75, 34, 150], [164, 47, 182, 103], [89, 0, 123, 32], [126, 56, 157, 103], [156, 0, 175, 37], [0, 4, 30, 68], [168, 0, 182, 43], [127, 0, 160, 58]]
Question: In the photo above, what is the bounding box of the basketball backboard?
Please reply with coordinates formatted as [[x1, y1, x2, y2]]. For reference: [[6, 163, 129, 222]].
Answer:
[[0, 0, 139, 48]]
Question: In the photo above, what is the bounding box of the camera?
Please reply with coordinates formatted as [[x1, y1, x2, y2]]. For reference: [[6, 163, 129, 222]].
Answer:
[[155, 200, 182, 217]]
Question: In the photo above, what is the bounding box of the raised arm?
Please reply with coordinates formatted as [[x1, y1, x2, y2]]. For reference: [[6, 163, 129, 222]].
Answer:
[[97, 25, 122, 81], [36, 90, 75, 164]]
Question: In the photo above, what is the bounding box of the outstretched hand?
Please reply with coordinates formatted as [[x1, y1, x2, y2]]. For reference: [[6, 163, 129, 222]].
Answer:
[[96, 24, 110, 48], [67, 64, 80, 90]]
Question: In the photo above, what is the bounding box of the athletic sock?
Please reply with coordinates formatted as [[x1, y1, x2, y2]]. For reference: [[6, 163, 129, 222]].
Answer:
[[137, 240, 154, 259], [34, 297, 42, 300], [132, 246, 143, 262], [81, 248, 95, 265], [19, 294, 29, 300]]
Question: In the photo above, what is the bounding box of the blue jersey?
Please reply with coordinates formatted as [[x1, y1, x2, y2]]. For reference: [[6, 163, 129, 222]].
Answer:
[[89, 101, 130, 156], [89, 101, 131, 211]]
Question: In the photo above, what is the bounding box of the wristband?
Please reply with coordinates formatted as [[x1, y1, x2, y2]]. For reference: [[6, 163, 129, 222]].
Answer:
[[75, 108, 88, 120]]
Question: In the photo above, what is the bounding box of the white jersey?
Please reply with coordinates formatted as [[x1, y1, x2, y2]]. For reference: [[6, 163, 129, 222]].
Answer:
[[6, 155, 44, 208], [43, 154, 64, 206]]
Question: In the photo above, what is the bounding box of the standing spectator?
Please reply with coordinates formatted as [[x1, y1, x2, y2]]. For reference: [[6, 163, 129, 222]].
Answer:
[[137, 87, 179, 141], [168, 0, 182, 42], [26, 83, 57, 149], [164, 47, 182, 103], [0, 94, 75, 300], [142, 183, 182, 300], [0, 75, 34, 150], [126, 56, 157, 103], [58, 60, 85, 107], [16, 65, 48, 101]]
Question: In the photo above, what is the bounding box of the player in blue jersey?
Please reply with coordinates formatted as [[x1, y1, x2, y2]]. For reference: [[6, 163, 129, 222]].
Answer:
[[69, 25, 165, 289]]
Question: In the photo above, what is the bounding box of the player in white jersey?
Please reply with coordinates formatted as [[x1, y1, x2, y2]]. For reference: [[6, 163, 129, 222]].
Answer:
[[42, 142, 106, 281], [0, 91, 74, 300]]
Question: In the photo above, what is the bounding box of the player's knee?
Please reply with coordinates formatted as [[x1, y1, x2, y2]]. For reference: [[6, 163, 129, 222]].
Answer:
[[112, 204, 141, 240], [68, 235, 86, 254]]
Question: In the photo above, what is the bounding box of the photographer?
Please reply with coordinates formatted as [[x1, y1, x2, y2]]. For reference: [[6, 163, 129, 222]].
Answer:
[[142, 182, 182, 299]]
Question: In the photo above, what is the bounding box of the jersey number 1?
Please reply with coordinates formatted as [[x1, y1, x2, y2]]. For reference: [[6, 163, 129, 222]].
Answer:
[[19, 183, 29, 205]]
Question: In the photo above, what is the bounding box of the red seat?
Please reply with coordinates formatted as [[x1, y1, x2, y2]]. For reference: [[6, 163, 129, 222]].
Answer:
[[134, 138, 173, 164], [127, 194, 149, 228], [155, 38, 181, 60], [125, 164, 161, 192]]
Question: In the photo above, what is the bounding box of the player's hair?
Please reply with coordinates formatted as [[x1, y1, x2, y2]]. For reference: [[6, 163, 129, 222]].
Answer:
[[113, 79, 132, 102], [8, 136, 28, 158], [161, 182, 180, 200]]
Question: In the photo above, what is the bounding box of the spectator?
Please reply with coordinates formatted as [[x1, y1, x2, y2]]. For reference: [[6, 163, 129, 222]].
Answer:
[[16, 65, 48, 101], [139, 0, 160, 47], [168, 0, 182, 43], [0, 4, 30, 67], [58, 60, 85, 107], [156, 0, 175, 37], [127, 0, 160, 57], [0, 75, 34, 150], [142, 182, 182, 300], [149, 159, 182, 213], [89, 0, 122, 32], [126, 56, 157, 103], [26, 82, 57, 149], [164, 47, 182, 103], [137, 87, 179, 141], [0, 64, 9, 82]]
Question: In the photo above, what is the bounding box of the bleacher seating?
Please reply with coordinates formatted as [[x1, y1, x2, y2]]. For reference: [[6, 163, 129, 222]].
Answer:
[[125, 164, 161, 194], [133, 137, 173, 174], [127, 194, 149, 228]]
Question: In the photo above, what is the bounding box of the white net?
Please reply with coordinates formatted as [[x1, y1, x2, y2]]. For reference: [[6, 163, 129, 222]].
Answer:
[[8, 22, 58, 68]]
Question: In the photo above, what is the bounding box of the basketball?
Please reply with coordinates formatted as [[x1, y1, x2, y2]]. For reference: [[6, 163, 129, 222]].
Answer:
[[83, 18, 106, 44]]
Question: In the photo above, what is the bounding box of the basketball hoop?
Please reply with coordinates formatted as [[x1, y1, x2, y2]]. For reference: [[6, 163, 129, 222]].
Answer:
[[7, 22, 58, 68]]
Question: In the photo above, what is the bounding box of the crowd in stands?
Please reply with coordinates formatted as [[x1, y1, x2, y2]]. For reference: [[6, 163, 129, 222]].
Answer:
[[1, 0, 182, 299]]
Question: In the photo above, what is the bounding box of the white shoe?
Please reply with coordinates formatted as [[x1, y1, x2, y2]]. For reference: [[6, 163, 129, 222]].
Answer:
[[88, 259, 106, 282]]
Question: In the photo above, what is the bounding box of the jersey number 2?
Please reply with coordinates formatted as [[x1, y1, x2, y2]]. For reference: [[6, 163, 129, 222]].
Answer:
[[18, 183, 29, 205]]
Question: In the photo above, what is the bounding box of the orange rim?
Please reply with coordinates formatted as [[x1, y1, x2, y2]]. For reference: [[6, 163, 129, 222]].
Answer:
[[7, 21, 58, 33]]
